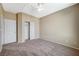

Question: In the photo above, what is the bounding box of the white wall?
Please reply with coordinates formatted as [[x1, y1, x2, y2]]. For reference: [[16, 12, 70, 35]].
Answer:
[[40, 4, 79, 49]]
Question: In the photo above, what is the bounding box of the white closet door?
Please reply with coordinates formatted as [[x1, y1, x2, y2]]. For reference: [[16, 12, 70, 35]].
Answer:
[[4, 19, 16, 44], [30, 22, 35, 40], [24, 23, 29, 40]]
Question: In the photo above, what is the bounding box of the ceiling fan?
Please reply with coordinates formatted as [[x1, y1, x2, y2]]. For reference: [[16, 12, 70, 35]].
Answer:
[[30, 3, 44, 11]]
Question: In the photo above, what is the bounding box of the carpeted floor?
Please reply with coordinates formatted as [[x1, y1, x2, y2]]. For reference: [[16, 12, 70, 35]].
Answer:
[[0, 39, 79, 56]]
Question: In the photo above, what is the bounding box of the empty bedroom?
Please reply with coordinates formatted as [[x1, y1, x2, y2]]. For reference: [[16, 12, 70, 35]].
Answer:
[[0, 3, 79, 56]]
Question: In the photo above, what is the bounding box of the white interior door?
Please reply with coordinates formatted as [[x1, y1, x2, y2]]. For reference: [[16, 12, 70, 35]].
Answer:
[[4, 19, 16, 44], [24, 22, 29, 40], [30, 22, 35, 40]]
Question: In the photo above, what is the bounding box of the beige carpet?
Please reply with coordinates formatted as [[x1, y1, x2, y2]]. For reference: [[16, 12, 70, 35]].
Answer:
[[0, 39, 79, 56]]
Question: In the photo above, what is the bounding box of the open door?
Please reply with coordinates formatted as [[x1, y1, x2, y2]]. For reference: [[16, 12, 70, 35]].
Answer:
[[24, 21, 36, 40]]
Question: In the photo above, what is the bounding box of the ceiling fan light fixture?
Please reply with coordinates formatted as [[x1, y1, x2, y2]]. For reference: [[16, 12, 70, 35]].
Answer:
[[37, 8, 44, 11], [30, 3, 44, 12], [36, 3, 44, 11]]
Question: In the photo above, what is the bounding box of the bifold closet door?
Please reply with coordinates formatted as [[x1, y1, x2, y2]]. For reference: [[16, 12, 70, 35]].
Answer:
[[4, 19, 16, 44], [30, 22, 35, 40], [24, 22, 29, 40]]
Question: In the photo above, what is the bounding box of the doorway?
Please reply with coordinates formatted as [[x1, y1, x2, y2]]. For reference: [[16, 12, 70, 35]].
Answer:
[[24, 21, 36, 41]]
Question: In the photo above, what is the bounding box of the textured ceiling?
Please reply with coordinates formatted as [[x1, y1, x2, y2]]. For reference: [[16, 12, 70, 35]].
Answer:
[[2, 3, 75, 18]]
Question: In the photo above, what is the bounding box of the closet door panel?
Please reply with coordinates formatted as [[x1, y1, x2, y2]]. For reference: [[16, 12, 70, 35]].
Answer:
[[4, 19, 16, 44]]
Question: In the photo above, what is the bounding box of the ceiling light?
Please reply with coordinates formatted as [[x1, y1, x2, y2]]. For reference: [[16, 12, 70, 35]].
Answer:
[[37, 8, 44, 11], [36, 3, 44, 11], [30, 3, 44, 11]]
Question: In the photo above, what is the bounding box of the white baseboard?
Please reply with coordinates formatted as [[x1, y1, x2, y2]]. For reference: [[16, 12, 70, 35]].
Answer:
[[42, 39, 79, 50]]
